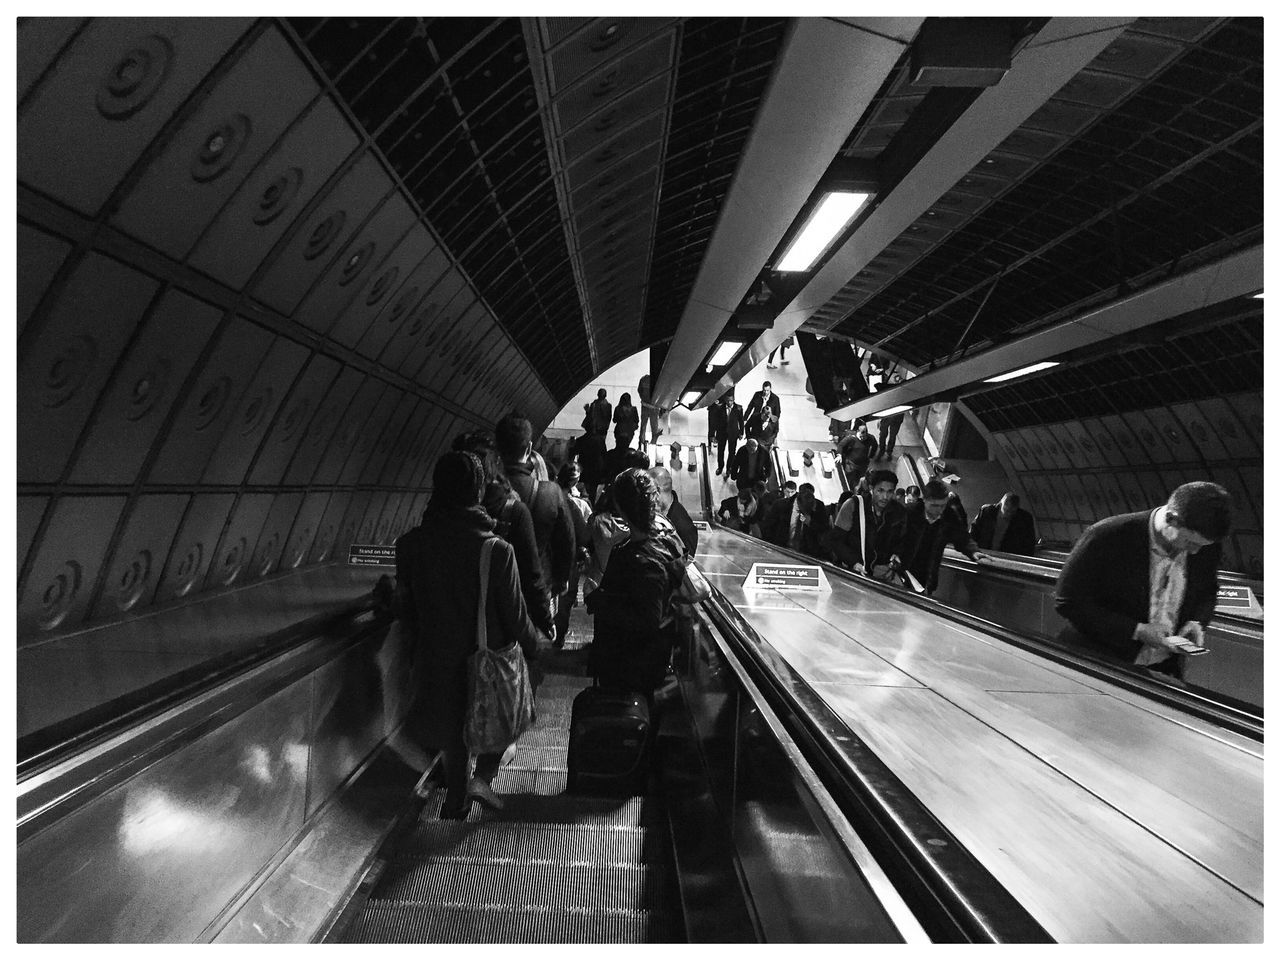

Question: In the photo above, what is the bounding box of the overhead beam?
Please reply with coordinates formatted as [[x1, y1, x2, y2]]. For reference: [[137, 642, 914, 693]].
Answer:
[[829, 244, 1263, 421], [711, 17, 1137, 402], [651, 16, 924, 408]]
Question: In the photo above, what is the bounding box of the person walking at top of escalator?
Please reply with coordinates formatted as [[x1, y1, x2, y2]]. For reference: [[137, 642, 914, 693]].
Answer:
[[648, 465, 698, 557], [637, 373, 662, 445], [613, 392, 639, 450], [831, 468, 908, 579], [744, 381, 781, 443], [970, 492, 1038, 556], [838, 421, 878, 486], [766, 335, 793, 368], [709, 392, 744, 475], [730, 437, 772, 489], [584, 388, 612, 438], [1055, 481, 1232, 680], [585, 469, 685, 696], [898, 480, 988, 594], [876, 375, 907, 459], [395, 451, 545, 818]]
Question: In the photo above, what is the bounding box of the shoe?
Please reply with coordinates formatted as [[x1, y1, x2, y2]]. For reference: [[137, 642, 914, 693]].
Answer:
[[439, 794, 469, 820], [500, 744, 517, 767], [467, 777, 505, 810], [715, 467, 722, 475], [781, 359, 790, 365], [767, 363, 777, 369]]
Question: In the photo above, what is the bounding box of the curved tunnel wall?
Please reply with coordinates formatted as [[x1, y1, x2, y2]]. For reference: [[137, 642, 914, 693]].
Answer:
[[16, 19, 560, 644]]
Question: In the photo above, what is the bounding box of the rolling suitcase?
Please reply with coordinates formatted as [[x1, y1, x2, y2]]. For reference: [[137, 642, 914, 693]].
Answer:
[[566, 686, 651, 795]]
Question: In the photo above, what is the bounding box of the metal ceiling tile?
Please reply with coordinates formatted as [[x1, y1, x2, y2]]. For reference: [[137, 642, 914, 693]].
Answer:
[[546, 18, 676, 91]]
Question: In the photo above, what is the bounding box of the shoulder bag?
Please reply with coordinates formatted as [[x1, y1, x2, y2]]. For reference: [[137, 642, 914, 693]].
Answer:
[[463, 538, 536, 754]]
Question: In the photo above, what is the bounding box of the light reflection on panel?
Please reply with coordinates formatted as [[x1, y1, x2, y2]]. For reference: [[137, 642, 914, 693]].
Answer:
[[205, 494, 275, 592], [155, 494, 237, 604], [309, 492, 353, 565], [249, 493, 305, 581], [281, 491, 333, 571]]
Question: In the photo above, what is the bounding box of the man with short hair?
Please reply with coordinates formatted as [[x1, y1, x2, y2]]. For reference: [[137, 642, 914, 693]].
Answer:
[[496, 413, 576, 625], [875, 375, 906, 459], [586, 388, 612, 437], [648, 465, 698, 557], [971, 492, 1037, 556], [730, 437, 772, 488], [831, 468, 907, 578], [1055, 481, 1232, 679], [904, 484, 922, 506], [838, 421, 878, 486], [756, 479, 782, 524], [717, 485, 759, 533], [744, 381, 782, 443], [763, 482, 830, 559], [898, 480, 987, 593], [637, 373, 662, 445]]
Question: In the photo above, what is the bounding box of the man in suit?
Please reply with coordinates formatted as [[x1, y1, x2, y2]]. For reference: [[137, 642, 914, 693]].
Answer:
[[707, 394, 728, 475], [763, 482, 830, 559], [730, 437, 771, 488], [838, 421, 878, 486], [717, 485, 760, 534], [743, 381, 781, 442], [970, 492, 1037, 556], [586, 388, 612, 437], [1055, 481, 1232, 679], [898, 480, 987, 594]]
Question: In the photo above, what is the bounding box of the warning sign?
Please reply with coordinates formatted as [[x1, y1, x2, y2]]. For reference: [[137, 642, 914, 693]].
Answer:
[[348, 544, 396, 566], [745, 562, 830, 592], [1215, 584, 1261, 616]]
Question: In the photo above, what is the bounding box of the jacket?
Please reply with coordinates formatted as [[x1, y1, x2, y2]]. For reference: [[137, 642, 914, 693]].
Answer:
[[839, 431, 878, 466], [1055, 510, 1220, 677], [395, 506, 541, 749], [730, 445, 772, 486], [831, 495, 907, 571], [970, 503, 1037, 556], [585, 531, 683, 692], [506, 460, 575, 591], [899, 501, 977, 593], [763, 495, 831, 559], [708, 402, 727, 439], [744, 390, 781, 435], [613, 403, 639, 435], [726, 403, 745, 439], [718, 494, 759, 530], [588, 397, 613, 435], [482, 481, 552, 633], [666, 492, 699, 557]]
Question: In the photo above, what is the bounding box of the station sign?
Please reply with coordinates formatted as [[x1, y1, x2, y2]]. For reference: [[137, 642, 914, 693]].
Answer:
[[348, 544, 396, 566], [1215, 584, 1262, 616], [745, 562, 830, 592], [691, 520, 709, 531]]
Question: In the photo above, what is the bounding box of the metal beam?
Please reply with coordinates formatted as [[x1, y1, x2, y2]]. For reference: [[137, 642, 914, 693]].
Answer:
[[828, 244, 1262, 421], [711, 17, 1137, 402], [651, 17, 923, 408]]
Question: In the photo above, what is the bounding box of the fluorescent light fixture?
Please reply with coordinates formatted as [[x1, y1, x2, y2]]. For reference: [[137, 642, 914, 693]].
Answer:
[[776, 191, 872, 272], [1253, 292, 1263, 299], [874, 404, 912, 418], [708, 341, 743, 366], [984, 361, 1059, 383], [681, 391, 703, 407]]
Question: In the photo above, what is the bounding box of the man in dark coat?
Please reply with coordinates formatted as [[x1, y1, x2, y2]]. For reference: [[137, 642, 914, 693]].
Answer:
[[708, 395, 728, 475], [743, 381, 781, 442], [648, 465, 698, 557], [830, 469, 907, 576], [838, 421, 878, 486], [496, 414, 576, 623], [576, 431, 607, 504], [396, 451, 543, 818], [717, 486, 760, 533], [763, 482, 830, 560], [730, 437, 772, 488], [585, 388, 612, 436], [1055, 481, 1232, 680], [898, 480, 987, 594], [970, 492, 1038, 556]]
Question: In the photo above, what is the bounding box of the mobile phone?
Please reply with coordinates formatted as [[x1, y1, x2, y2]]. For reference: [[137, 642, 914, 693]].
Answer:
[[1184, 645, 1209, 656]]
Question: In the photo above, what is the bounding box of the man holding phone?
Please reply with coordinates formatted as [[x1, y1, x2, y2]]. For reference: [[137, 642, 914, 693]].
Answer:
[[1055, 482, 1233, 679]]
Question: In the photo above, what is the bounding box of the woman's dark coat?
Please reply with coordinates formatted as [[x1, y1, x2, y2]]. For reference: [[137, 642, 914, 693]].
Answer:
[[396, 505, 541, 749]]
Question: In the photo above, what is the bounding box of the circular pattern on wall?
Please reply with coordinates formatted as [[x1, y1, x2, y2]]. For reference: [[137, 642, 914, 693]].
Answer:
[[43, 335, 99, 408], [279, 399, 311, 442], [338, 242, 375, 285], [96, 34, 173, 120], [1217, 416, 1238, 439], [253, 167, 303, 225], [257, 533, 279, 577], [1139, 428, 1156, 445], [592, 70, 619, 98], [38, 560, 82, 631], [217, 537, 248, 586], [304, 210, 346, 260], [290, 528, 311, 568], [366, 266, 399, 306], [126, 359, 171, 421], [1189, 420, 1208, 442], [115, 549, 151, 611], [1164, 426, 1182, 445], [237, 387, 274, 436], [388, 286, 418, 324], [172, 542, 204, 596], [191, 114, 251, 183], [590, 21, 625, 52], [194, 376, 233, 431], [313, 523, 335, 562]]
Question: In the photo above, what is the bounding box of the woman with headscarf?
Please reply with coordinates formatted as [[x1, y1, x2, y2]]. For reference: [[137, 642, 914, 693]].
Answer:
[[584, 468, 684, 698], [395, 451, 545, 818], [612, 392, 639, 450]]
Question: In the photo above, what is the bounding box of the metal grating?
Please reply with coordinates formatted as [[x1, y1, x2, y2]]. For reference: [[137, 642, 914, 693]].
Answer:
[[399, 820, 652, 863], [827, 18, 1261, 369], [348, 901, 671, 943]]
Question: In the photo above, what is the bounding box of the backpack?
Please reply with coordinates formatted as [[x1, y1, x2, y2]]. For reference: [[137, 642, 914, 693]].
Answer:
[[492, 491, 522, 542]]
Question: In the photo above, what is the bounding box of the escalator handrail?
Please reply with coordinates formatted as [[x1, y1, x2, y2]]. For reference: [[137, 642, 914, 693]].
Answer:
[[696, 573, 1054, 943], [712, 521, 1263, 740]]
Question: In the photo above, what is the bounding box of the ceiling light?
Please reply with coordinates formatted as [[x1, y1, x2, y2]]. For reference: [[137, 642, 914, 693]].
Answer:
[[708, 341, 742, 366], [776, 191, 872, 272], [681, 391, 703, 407], [874, 404, 912, 418], [1253, 292, 1263, 299], [985, 361, 1059, 383]]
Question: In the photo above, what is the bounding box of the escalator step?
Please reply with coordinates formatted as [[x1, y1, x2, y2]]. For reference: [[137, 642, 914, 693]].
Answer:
[[419, 791, 652, 829], [399, 819, 651, 863], [501, 745, 566, 769], [370, 856, 668, 912], [347, 901, 673, 943], [490, 765, 567, 796]]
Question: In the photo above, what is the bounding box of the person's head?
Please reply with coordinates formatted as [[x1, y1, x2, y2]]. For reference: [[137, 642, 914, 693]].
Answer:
[[430, 451, 485, 511], [556, 460, 581, 491], [611, 468, 658, 534], [867, 468, 898, 512], [745, 437, 758, 452], [761, 381, 772, 397], [737, 485, 754, 504], [895, 488, 906, 504], [494, 413, 533, 464], [855, 420, 869, 438], [999, 492, 1021, 517], [452, 430, 504, 488], [797, 482, 816, 513], [783, 480, 797, 496], [753, 479, 768, 498], [922, 479, 950, 522], [597, 388, 607, 400], [905, 484, 922, 505], [646, 465, 674, 514], [1164, 482, 1232, 553], [620, 392, 632, 406]]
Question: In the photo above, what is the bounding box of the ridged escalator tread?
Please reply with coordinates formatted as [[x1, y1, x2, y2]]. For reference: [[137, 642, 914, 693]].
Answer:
[[347, 901, 673, 943], [397, 818, 653, 862]]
